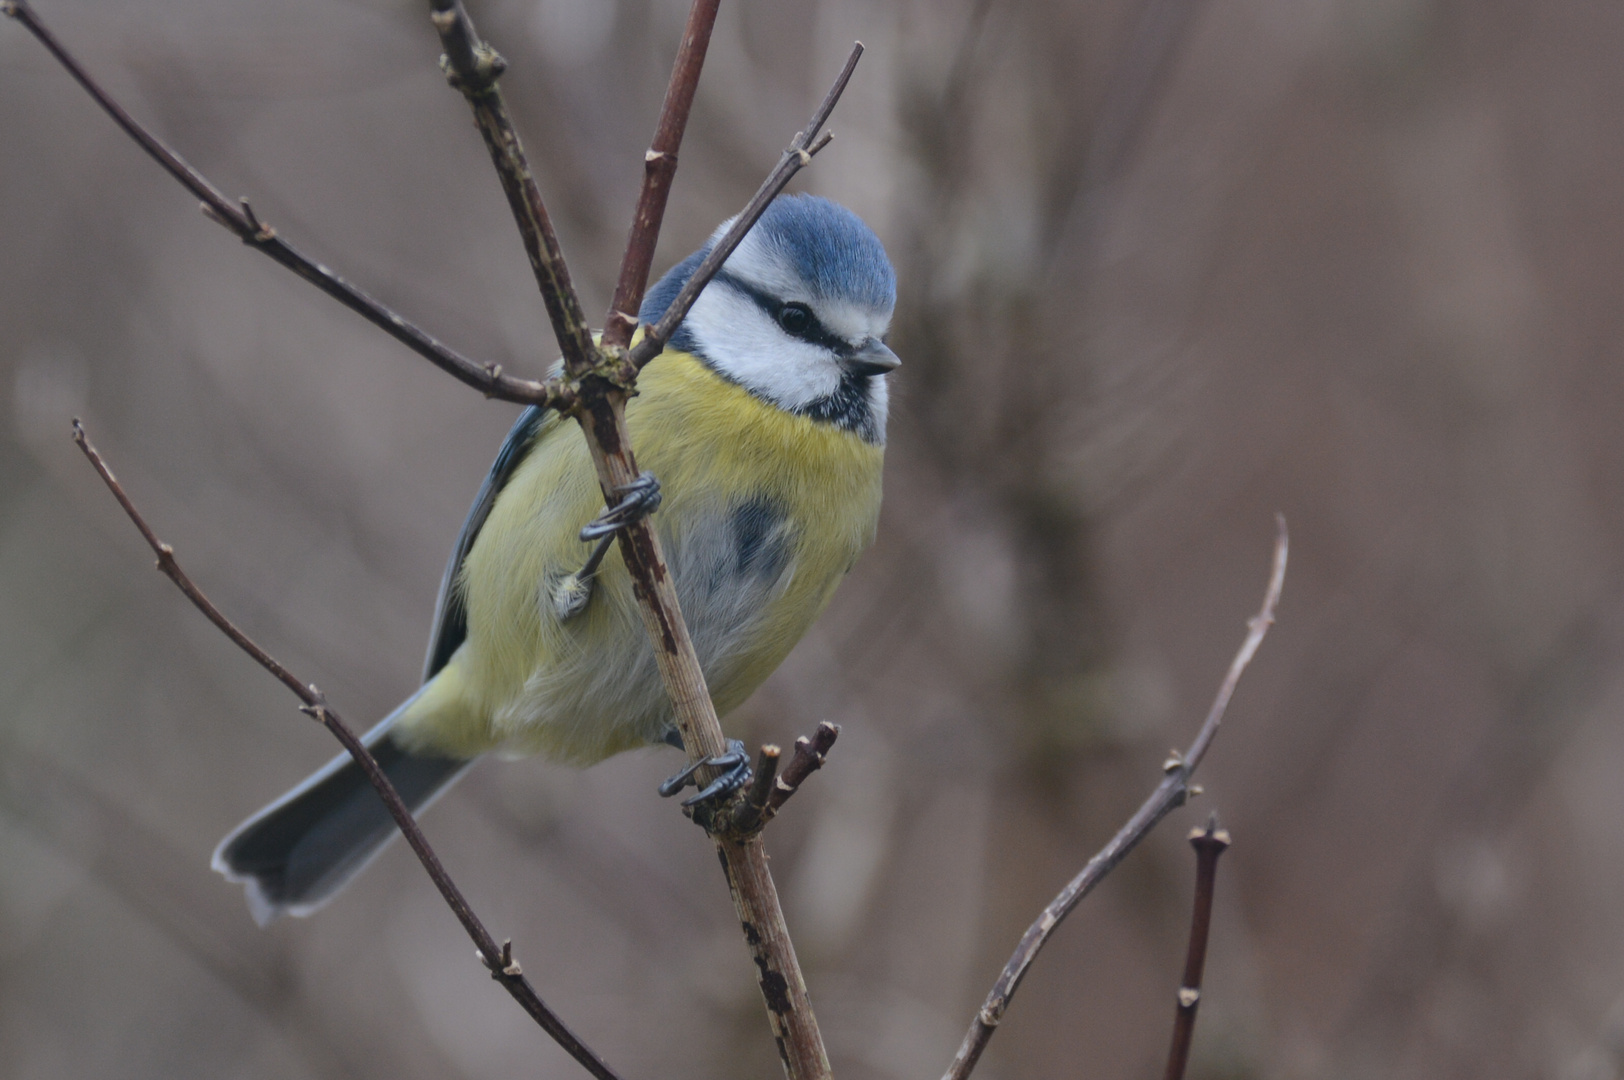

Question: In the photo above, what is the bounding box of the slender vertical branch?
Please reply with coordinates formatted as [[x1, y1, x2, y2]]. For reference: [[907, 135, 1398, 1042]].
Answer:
[[1162, 814, 1230, 1080], [602, 0, 722, 349], [941, 516, 1285, 1080], [71, 421, 625, 1080]]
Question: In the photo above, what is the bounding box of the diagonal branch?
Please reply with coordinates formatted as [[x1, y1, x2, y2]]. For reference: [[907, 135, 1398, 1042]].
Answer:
[[1, 0, 567, 408], [941, 515, 1287, 1080], [71, 420, 625, 1080], [430, 0, 597, 377]]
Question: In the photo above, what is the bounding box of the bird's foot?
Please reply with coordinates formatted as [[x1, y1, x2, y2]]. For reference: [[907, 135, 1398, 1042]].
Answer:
[[658, 739, 753, 808], [579, 472, 662, 541], [552, 473, 663, 621]]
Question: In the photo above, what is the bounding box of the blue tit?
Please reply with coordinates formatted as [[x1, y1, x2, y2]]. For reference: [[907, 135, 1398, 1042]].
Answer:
[[213, 194, 899, 924]]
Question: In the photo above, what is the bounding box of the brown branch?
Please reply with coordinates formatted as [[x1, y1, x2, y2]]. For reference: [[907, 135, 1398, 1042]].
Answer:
[[71, 420, 625, 1080], [768, 722, 840, 817], [430, 0, 597, 377], [1162, 814, 1230, 1080], [724, 722, 840, 836], [627, 43, 863, 372], [601, 0, 722, 350], [941, 515, 1287, 1080], [1, 0, 569, 408]]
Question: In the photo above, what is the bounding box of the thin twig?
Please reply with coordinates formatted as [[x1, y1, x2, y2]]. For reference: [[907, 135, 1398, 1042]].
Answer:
[[1, 0, 567, 408], [722, 721, 840, 837], [1162, 814, 1230, 1080], [941, 515, 1286, 1080], [601, 0, 722, 350], [430, 0, 597, 378], [767, 722, 840, 817], [71, 420, 625, 1080], [627, 43, 863, 372]]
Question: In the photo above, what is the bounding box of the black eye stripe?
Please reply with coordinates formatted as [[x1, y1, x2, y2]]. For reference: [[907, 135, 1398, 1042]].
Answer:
[[716, 272, 852, 355]]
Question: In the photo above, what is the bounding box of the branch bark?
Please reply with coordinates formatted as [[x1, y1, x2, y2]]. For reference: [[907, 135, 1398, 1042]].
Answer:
[[941, 515, 1287, 1080], [71, 421, 624, 1080]]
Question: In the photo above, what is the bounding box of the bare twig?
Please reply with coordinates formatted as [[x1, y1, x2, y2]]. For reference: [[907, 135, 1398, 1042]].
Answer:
[[71, 420, 624, 1080], [627, 43, 863, 372], [601, 0, 723, 350], [0, 0, 569, 408], [767, 722, 841, 818], [941, 515, 1286, 1080], [430, 0, 596, 378], [1162, 814, 1230, 1080], [723, 722, 840, 837]]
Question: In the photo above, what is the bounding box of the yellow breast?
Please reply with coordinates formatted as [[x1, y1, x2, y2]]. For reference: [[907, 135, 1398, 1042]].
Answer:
[[394, 349, 884, 763]]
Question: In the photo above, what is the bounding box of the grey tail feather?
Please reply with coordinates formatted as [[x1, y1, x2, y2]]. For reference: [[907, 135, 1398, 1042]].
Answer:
[[212, 692, 473, 925]]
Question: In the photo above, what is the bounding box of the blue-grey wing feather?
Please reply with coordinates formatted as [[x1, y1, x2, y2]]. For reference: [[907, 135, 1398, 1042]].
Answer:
[[421, 404, 552, 681]]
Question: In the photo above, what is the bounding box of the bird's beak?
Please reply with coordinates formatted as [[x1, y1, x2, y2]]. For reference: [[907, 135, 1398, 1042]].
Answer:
[[845, 339, 901, 378]]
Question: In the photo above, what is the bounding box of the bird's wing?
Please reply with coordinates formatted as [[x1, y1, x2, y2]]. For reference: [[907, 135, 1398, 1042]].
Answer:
[[421, 404, 556, 681]]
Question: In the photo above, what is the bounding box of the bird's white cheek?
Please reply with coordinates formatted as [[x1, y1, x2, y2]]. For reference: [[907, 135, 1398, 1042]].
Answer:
[[687, 289, 842, 410]]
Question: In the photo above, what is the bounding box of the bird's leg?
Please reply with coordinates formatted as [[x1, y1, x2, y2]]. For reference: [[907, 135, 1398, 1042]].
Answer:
[[658, 739, 754, 808], [551, 472, 662, 620]]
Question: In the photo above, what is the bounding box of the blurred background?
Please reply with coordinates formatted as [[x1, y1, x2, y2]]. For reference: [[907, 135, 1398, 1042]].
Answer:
[[4, 0, 1624, 1077]]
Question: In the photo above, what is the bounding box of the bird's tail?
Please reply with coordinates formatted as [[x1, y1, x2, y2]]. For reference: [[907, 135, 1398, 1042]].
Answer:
[[212, 688, 472, 925]]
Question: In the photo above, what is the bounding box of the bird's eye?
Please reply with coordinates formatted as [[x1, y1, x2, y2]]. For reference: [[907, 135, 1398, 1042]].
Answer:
[[776, 302, 812, 336]]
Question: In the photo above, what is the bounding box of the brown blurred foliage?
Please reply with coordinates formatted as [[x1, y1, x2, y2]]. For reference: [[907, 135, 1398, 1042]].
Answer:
[[5, 0, 1624, 1078]]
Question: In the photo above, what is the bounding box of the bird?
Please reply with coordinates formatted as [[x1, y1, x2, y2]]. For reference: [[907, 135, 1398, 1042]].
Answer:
[[213, 193, 899, 924]]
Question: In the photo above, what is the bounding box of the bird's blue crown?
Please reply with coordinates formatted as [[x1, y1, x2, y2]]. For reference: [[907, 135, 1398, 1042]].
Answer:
[[641, 194, 896, 328]]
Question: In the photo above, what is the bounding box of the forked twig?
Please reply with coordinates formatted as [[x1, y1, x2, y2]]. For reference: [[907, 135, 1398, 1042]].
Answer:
[[1162, 815, 1230, 1080], [768, 722, 841, 817], [724, 722, 840, 836], [71, 421, 624, 1080], [941, 516, 1286, 1080]]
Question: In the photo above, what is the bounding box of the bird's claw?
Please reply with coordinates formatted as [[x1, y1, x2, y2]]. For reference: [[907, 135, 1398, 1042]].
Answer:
[[658, 739, 753, 807], [580, 472, 662, 541], [553, 473, 663, 622]]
